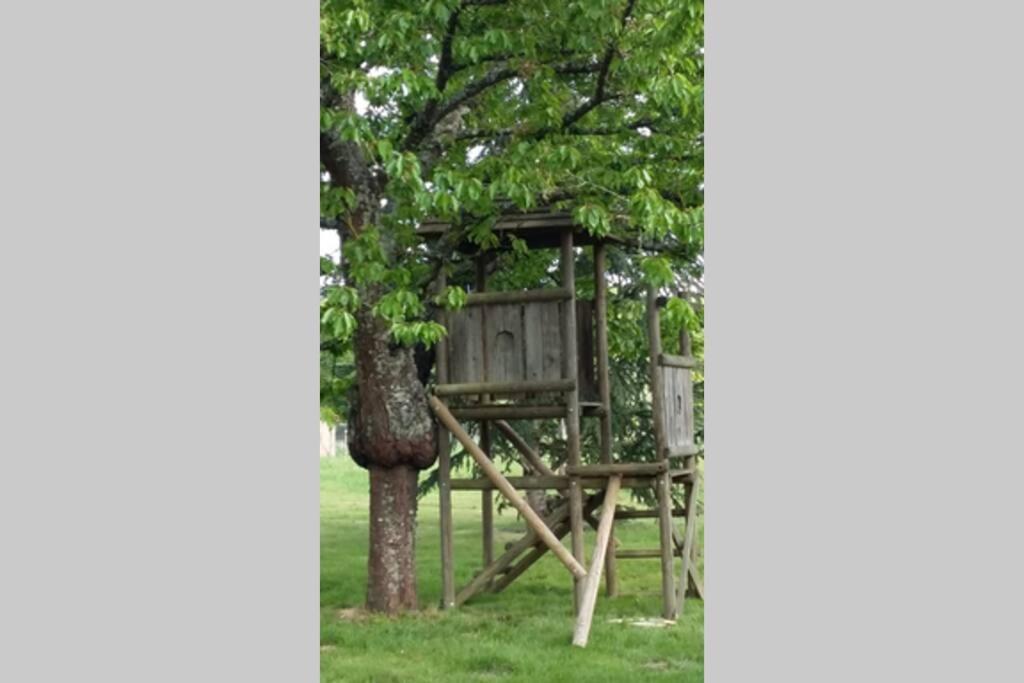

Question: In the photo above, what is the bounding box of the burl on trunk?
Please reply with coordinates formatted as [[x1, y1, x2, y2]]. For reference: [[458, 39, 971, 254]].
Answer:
[[348, 309, 436, 613]]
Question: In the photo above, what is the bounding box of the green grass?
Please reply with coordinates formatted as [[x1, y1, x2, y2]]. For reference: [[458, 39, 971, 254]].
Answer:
[[321, 456, 704, 682]]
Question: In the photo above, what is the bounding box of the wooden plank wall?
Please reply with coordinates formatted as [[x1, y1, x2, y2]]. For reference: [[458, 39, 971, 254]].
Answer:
[[660, 366, 694, 449], [447, 300, 598, 400]]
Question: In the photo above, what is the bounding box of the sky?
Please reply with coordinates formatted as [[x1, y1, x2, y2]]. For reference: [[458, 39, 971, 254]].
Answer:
[[320, 228, 340, 259]]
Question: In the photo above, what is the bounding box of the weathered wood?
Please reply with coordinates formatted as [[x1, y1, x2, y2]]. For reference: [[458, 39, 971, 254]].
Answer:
[[429, 396, 587, 579], [575, 300, 599, 402], [493, 419, 556, 477], [448, 305, 484, 384], [647, 288, 676, 619], [662, 365, 695, 451], [455, 499, 573, 606], [657, 471, 677, 619], [435, 378, 576, 397], [449, 472, 691, 490], [561, 228, 585, 611], [436, 272, 455, 609], [676, 472, 702, 614], [450, 404, 567, 420], [679, 326, 692, 356], [565, 462, 668, 477], [418, 210, 633, 250], [464, 287, 572, 306], [593, 241, 617, 598], [481, 422, 494, 587], [658, 353, 699, 369], [491, 492, 605, 594], [647, 288, 669, 459], [484, 302, 525, 383], [523, 300, 563, 383], [476, 258, 496, 589], [614, 507, 687, 520], [572, 476, 621, 648], [666, 444, 702, 459], [615, 549, 663, 559], [687, 563, 705, 600], [490, 520, 571, 593]]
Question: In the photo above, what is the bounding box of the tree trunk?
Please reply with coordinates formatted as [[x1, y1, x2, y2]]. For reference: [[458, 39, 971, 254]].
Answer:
[[347, 299, 437, 614], [366, 464, 419, 613]]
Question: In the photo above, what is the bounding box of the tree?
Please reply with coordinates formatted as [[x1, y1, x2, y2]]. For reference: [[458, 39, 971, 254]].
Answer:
[[320, 0, 704, 613]]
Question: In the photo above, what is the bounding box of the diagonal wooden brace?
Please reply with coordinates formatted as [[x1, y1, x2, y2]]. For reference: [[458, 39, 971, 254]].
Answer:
[[676, 472, 702, 612], [430, 395, 588, 580], [493, 419, 556, 477]]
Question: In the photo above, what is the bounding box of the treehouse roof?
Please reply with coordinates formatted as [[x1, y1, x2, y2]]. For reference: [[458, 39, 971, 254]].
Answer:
[[417, 209, 620, 251]]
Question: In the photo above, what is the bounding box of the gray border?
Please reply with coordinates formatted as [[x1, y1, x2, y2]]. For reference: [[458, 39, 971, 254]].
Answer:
[[0, 1, 319, 680], [708, 1, 1024, 680]]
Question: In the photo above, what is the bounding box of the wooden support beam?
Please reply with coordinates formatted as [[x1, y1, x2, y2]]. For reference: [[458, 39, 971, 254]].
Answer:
[[493, 420, 556, 477], [676, 472, 702, 614], [464, 287, 572, 306], [593, 240, 617, 598], [565, 462, 668, 477], [490, 522, 570, 593], [429, 395, 587, 579], [448, 473, 690, 490], [646, 288, 668, 457], [436, 271, 455, 609], [687, 563, 705, 601], [491, 492, 605, 594], [476, 258, 495, 589], [615, 549, 663, 559], [481, 423, 494, 587], [454, 499, 573, 606], [561, 228, 585, 611], [614, 507, 687, 520], [435, 378, 576, 397], [657, 471, 678, 619], [680, 326, 693, 357], [450, 405, 567, 421], [648, 288, 677, 620], [658, 353, 699, 369], [666, 444, 702, 459], [572, 476, 621, 648]]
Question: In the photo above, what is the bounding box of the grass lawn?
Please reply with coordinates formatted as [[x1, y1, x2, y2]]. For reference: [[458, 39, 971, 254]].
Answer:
[[321, 456, 704, 682]]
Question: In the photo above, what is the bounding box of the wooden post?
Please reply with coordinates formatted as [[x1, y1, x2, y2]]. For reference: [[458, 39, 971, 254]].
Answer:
[[675, 325, 702, 610], [676, 471, 701, 612], [561, 228, 585, 611], [429, 396, 587, 579], [436, 270, 455, 609], [593, 241, 618, 597], [572, 476, 621, 648], [647, 287, 677, 619], [476, 257, 494, 586]]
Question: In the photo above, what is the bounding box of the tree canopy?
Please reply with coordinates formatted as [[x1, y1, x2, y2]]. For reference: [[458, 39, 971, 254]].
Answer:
[[321, 0, 704, 418]]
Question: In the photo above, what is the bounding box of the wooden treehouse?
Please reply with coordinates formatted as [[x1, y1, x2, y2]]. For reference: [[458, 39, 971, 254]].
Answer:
[[421, 211, 703, 647]]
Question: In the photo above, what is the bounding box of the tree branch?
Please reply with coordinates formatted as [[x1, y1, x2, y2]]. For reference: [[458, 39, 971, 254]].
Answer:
[[435, 7, 463, 93], [561, 0, 636, 129]]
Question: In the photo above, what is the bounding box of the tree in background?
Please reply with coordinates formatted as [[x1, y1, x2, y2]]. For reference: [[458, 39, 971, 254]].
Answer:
[[320, 0, 703, 613]]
